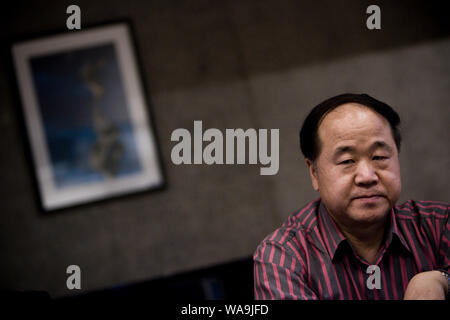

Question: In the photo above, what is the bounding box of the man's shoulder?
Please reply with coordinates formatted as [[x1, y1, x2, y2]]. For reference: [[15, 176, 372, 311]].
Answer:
[[256, 199, 320, 249], [395, 200, 449, 220]]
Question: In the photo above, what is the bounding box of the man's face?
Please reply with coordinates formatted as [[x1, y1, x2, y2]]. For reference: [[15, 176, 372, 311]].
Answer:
[[307, 103, 402, 229]]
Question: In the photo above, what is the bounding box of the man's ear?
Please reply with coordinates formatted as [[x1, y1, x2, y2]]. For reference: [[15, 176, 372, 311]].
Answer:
[[305, 159, 319, 191]]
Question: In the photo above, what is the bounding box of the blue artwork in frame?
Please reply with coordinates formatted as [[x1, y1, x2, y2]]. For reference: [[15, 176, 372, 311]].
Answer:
[[12, 23, 164, 211]]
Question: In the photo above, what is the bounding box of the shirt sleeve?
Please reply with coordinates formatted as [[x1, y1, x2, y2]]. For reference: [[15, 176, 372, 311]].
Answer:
[[253, 240, 318, 300], [438, 205, 450, 272]]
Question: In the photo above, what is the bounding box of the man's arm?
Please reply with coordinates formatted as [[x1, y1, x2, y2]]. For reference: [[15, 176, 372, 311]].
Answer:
[[403, 270, 448, 300], [404, 204, 449, 300], [253, 241, 318, 300]]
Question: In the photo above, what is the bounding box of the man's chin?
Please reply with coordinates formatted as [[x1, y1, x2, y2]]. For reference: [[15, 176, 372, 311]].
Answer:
[[348, 203, 390, 224]]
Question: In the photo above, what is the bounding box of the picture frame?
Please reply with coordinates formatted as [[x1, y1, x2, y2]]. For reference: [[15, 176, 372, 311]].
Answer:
[[11, 22, 165, 211]]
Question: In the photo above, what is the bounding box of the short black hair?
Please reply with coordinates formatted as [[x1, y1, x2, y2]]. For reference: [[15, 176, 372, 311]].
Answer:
[[299, 93, 401, 161]]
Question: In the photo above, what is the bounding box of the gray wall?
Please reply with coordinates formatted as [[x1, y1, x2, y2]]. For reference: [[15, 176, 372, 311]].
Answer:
[[0, 0, 449, 298]]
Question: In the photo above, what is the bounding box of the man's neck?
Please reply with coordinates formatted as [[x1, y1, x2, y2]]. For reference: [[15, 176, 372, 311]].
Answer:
[[333, 217, 387, 265]]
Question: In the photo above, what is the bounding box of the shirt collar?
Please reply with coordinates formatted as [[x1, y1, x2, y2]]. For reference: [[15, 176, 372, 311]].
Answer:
[[317, 200, 411, 261], [317, 201, 347, 261], [387, 206, 411, 254]]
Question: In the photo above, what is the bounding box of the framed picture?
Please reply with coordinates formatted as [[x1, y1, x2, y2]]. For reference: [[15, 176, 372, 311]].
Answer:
[[12, 22, 164, 211]]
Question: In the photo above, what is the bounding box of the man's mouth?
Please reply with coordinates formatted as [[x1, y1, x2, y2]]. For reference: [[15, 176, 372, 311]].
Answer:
[[352, 194, 385, 203], [354, 194, 383, 198]]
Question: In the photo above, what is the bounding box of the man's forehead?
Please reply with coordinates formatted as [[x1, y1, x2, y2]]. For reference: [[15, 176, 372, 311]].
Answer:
[[317, 103, 396, 152], [321, 103, 381, 124], [319, 104, 390, 136], [332, 140, 393, 154]]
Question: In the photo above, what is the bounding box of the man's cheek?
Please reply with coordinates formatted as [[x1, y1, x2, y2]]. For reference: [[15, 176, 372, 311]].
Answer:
[[328, 187, 349, 209], [381, 172, 401, 198]]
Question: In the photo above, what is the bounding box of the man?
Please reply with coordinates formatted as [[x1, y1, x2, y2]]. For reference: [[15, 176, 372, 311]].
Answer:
[[254, 93, 449, 300]]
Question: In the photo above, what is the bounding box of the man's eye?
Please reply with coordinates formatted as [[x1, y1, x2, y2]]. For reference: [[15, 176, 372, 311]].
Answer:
[[338, 159, 353, 165], [373, 156, 388, 161]]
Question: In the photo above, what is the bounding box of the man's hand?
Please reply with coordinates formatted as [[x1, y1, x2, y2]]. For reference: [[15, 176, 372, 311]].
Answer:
[[403, 270, 448, 300]]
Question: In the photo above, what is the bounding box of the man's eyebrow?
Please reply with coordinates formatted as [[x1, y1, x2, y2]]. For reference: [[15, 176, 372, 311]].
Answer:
[[332, 145, 356, 160], [332, 141, 393, 160], [370, 141, 393, 153]]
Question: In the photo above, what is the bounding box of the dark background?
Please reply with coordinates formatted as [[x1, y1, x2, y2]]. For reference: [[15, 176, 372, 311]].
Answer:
[[0, 0, 449, 300]]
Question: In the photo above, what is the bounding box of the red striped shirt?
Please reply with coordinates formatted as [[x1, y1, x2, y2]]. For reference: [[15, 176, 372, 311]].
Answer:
[[253, 199, 449, 300]]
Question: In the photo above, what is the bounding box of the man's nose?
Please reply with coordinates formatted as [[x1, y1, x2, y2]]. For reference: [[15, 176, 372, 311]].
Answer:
[[354, 161, 379, 186]]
